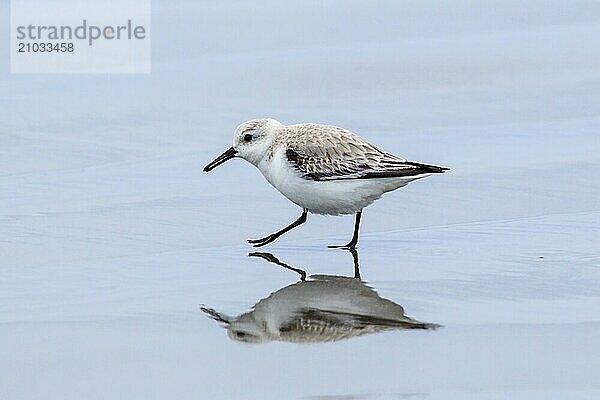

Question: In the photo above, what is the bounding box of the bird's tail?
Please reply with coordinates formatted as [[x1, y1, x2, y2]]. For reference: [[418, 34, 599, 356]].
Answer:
[[405, 161, 449, 174]]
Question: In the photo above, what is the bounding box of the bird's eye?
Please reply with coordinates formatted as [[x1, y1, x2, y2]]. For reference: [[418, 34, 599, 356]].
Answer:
[[236, 331, 247, 338], [243, 133, 253, 142]]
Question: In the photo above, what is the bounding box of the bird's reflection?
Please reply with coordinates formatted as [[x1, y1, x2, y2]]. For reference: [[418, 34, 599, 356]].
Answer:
[[201, 250, 439, 344]]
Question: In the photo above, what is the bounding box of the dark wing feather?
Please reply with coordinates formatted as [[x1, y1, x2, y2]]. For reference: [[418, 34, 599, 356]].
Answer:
[[277, 308, 438, 343]]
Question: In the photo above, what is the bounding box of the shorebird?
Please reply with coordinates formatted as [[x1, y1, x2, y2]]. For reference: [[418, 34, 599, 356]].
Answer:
[[201, 251, 438, 344], [204, 118, 448, 248]]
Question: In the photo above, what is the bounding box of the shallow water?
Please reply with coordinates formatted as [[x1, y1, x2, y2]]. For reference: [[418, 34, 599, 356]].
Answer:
[[2, 1, 600, 399]]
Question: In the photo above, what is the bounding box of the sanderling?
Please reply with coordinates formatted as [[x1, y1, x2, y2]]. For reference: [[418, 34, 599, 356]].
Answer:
[[201, 251, 437, 344], [204, 118, 448, 248]]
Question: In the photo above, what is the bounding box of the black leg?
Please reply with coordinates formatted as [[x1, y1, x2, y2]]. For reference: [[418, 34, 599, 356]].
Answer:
[[328, 210, 362, 250], [348, 247, 361, 279], [248, 209, 308, 248], [248, 252, 307, 281]]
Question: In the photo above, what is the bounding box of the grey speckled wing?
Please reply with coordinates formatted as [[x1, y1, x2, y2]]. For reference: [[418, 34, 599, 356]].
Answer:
[[282, 124, 448, 181], [278, 308, 437, 343]]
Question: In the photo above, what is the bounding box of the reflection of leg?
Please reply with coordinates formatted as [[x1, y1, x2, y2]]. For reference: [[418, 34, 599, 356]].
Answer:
[[349, 248, 361, 279], [249, 252, 307, 281], [328, 210, 362, 250], [248, 209, 308, 247]]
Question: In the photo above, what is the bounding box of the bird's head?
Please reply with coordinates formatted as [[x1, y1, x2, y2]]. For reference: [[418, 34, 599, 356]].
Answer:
[[201, 306, 270, 344], [226, 312, 270, 344], [203, 118, 282, 172]]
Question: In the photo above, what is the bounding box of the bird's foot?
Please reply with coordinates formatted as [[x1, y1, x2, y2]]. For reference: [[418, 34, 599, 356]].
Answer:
[[328, 242, 357, 250], [247, 234, 278, 248], [248, 252, 279, 263]]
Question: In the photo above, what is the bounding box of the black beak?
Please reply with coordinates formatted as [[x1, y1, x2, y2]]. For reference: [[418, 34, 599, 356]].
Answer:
[[203, 147, 237, 172]]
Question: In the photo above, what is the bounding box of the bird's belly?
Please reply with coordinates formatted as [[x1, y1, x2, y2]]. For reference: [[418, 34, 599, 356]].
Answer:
[[269, 173, 409, 215], [258, 153, 412, 215]]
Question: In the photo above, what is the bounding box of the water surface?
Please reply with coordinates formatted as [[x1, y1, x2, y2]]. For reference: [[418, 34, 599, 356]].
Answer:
[[1, 1, 600, 399]]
